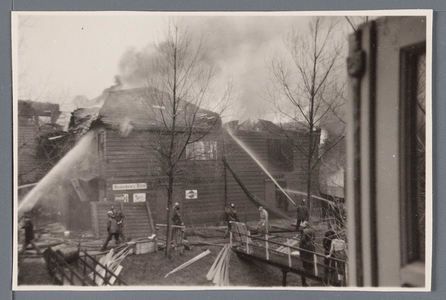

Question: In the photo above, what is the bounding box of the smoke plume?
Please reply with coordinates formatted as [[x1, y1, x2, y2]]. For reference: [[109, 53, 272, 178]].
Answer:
[[115, 16, 310, 121]]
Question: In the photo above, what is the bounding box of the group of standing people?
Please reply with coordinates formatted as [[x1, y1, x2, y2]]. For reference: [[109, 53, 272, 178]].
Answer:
[[296, 198, 347, 286], [101, 206, 125, 251]]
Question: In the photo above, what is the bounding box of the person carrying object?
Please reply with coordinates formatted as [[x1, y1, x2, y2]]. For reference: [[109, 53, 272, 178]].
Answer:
[[101, 211, 120, 251], [116, 210, 125, 242], [256, 206, 269, 238], [224, 203, 240, 238]]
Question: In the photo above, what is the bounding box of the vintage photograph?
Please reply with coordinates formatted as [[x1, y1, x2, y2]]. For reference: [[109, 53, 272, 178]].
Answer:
[[12, 11, 432, 290]]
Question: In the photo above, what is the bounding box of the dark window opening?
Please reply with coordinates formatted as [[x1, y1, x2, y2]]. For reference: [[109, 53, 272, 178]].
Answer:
[[267, 139, 294, 172]]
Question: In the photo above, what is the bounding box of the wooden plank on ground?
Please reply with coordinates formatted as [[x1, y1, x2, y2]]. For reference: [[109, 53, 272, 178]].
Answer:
[[145, 200, 155, 233]]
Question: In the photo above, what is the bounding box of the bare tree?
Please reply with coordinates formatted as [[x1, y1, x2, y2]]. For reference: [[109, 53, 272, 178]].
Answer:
[[139, 19, 231, 258], [266, 17, 346, 215]]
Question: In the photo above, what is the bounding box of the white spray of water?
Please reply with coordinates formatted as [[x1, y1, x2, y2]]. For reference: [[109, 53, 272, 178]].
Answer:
[[18, 132, 95, 214], [226, 129, 296, 206], [283, 188, 335, 205]]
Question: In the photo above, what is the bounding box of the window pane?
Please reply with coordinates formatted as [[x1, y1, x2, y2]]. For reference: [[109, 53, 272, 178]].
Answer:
[[186, 141, 217, 161], [209, 141, 217, 159], [196, 141, 205, 160], [267, 139, 294, 172]]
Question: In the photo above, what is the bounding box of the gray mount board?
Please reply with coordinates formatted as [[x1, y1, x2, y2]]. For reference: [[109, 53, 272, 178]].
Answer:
[[3, 0, 446, 299]]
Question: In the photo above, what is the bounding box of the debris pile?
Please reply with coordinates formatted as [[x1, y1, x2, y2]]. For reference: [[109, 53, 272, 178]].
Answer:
[[206, 244, 231, 286], [90, 244, 131, 286]]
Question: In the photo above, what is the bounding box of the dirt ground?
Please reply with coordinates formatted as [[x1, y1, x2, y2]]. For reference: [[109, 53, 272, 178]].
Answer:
[[17, 245, 320, 287], [16, 219, 329, 287], [17, 258, 54, 285], [119, 246, 318, 287]]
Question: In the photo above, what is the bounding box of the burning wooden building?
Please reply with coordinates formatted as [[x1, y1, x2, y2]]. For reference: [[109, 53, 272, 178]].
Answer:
[[54, 87, 320, 238]]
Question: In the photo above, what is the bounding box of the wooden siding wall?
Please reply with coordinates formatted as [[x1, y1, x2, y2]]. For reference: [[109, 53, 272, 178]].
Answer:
[[17, 118, 53, 185], [224, 130, 321, 220], [103, 129, 226, 225], [102, 128, 320, 225], [224, 131, 269, 222]]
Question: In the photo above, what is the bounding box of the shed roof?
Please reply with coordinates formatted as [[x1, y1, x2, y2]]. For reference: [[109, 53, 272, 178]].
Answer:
[[99, 87, 221, 131], [18, 100, 61, 124]]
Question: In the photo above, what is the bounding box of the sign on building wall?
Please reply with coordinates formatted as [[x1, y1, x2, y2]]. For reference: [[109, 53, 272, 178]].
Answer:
[[185, 190, 198, 199], [112, 183, 147, 191], [114, 194, 129, 202], [133, 193, 146, 202]]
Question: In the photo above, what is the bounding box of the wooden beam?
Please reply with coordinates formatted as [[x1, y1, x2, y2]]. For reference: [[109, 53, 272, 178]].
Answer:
[[282, 270, 288, 287], [145, 200, 155, 234], [119, 201, 128, 239]]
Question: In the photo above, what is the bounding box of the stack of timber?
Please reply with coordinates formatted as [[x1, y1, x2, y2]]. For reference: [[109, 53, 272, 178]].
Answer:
[[90, 245, 131, 286], [206, 244, 231, 286]]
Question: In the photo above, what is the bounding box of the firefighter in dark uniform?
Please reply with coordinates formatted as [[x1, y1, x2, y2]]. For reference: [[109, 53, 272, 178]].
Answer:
[[116, 210, 125, 242], [19, 212, 42, 255], [172, 202, 183, 226], [296, 199, 309, 231], [224, 203, 240, 238], [299, 221, 316, 287], [101, 211, 120, 251]]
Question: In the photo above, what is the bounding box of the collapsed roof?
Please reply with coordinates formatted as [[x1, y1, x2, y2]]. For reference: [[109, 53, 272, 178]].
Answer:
[[223, 118, 309, 134], [68, 107, 101, 139], [99, 87, 221, 131]]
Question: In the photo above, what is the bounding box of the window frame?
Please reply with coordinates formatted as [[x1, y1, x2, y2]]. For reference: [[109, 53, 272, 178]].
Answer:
[[186, 140, 218, 161], [267, 138, 294, 172], [399, 42, 426, 286]]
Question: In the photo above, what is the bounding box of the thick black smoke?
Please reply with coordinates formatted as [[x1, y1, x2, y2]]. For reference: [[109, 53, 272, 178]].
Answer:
[[116, 16, 310, 121]]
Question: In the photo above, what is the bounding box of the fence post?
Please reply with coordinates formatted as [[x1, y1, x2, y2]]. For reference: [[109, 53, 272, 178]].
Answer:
[[83, 255, 87, 276], [230, 231, 233, 247], [246, 230, 250, 254], [265, 233, 269, 260], [313, 254, 318, 276], [104, 264, 109, 286], [288, 246, 292, 267], [344, 262, 348, 286]]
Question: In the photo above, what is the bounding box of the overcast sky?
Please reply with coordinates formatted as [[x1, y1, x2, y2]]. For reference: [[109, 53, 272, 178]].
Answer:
[[13, 12, 356, 121]]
